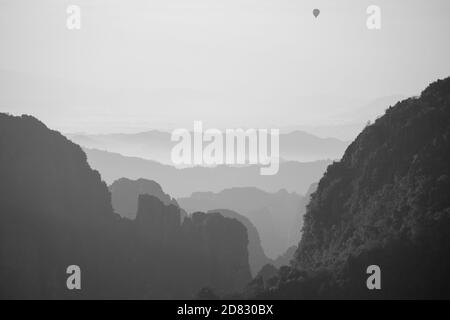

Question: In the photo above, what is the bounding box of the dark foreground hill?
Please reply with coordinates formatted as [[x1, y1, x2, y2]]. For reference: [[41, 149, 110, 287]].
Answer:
[[0, 113, 250, 299], [246, 78, 450, 299]]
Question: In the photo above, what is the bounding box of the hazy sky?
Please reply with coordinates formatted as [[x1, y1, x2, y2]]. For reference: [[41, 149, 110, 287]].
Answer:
[[1, 0, 449, 134]]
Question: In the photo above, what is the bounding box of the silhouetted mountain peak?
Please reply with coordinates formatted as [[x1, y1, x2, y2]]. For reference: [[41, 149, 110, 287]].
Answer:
[[179, 187, 305, 260], [255, 77, 450, 299], [136, 194, 181, 227], [0, 113, 113, 220], [421, 77, 450, 98], [206, 209, 270, 276], [0, 113, 251, 299], [109, 177, 183, 219], [298, 78, 450, 269]]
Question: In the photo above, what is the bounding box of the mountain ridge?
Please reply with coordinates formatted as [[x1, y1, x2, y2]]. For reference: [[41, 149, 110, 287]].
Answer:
[[67, 129, 348, 164], [84, 147, 330, 198], [247, 77, 450, 299]]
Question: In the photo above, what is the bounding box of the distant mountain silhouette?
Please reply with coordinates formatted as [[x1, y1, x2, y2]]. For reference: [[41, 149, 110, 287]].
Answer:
[[178, 187, 305, 259], [282, 96, 405, 141], [109, 177, 187, 220], [68, 131, 173, 164], [342, 95, 406, 124], [83, 148, 330, 198], [279, 131, 348, 161], [247, 78, 450, 299], [68, 130, 347, 164], [0, 113, 250, 299]]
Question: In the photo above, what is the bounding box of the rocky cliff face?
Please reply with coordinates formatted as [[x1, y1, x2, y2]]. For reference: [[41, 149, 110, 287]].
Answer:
[[0, 113, 251, 299], [181, 211, 252, 295], [0, 114, 118, 299], [0, 114, 113, 220], [250, 78, 450, 299], [297, 78, 450, 275], [206, 209, 271, 277], [110, 177, 186, 220], [178, 187, 305, 260], [132, 195, 251, 297]]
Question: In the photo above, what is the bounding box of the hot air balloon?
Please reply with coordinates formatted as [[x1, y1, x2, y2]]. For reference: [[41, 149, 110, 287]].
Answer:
[[313, 8, 320, 18]]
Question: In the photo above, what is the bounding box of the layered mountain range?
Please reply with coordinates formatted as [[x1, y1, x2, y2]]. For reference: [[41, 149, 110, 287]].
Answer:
[[1, 77, 449, 299], [83, 147, 329, 198], [68, 129, 348, 164]]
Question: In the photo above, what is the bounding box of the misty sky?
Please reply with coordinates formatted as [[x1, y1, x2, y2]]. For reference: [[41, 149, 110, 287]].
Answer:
[[0, 0, 449, 134]]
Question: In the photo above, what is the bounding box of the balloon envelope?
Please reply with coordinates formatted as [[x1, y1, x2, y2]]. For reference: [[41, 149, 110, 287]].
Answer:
[[313, 9, 320, 18]]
